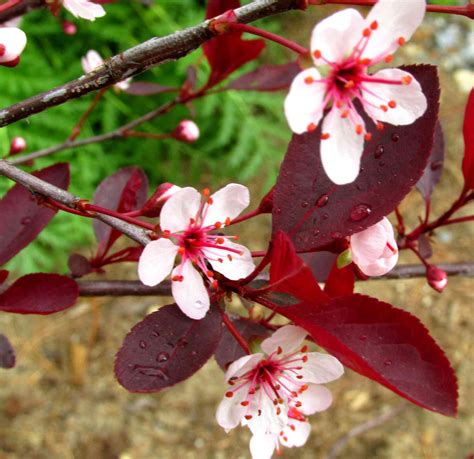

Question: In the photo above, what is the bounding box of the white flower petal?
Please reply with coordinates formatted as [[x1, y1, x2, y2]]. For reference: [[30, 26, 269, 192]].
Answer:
[[81, 50, 104, 74], [138, 238, 178, 287], [295, 384, 333, 415], [216, 384, 249, 431], [171, 261, 209, 320], [249, 433, 277, 459], [0, 27, 26, 63], [284, 68, 327, 134], [310, 9, 365, 65], [63, 0, 106, 21], [363, 0, 425, 60], [245, 394, 288, 435], [205, 239, 255, 281], [225, 353, 264, 381], [261, 325, 307, 355], [202, 184, 250, 228], [160, 187, 201, 233], [361, 69, 427, 125], [299, 352, 344, 384], [281, 420, 311, 448], [320, 107, 364, 185], [351, 220, 389, 265]]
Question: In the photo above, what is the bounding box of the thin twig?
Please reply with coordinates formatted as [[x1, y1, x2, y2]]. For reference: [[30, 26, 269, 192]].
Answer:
[[0, 159, 150, 246], [0, 0, 303, 128], [324, 403, 408, 459], [75, 262, 474, 296]]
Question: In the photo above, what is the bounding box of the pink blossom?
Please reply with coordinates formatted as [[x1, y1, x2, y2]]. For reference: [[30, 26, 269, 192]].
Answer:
[[351, 217, 398, 276], [216, 325, 343, 454], [138, 184, 255, 320], [0, 27, 27, 66], [81, 50, 131, 90], [63, 0, 106, 21], [174, 120, 200, 143], [9, 137, 27, 155], [284, 0, 427, 184]]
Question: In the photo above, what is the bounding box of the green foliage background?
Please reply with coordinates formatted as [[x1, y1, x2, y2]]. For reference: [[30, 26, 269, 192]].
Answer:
[[0, 0, 292, 274]]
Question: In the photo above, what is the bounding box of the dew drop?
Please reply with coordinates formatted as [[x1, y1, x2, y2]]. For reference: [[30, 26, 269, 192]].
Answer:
[[151, 330, 160, 338], [374, 144, 384, 159], [391, 133, 400, 142], [350, 204, 372, 222], [383, 359, 392, 366], [194, 300, 205, 309], [356, 184, 364, 191], [138, 340, 147, 349], [191, 350, 198, 356], [177, 337, 188, 348], [312, 229, 320, 236], [430, 160, 442, 171], [274, 207, 282, 215], [379, 161, 385, 167], [138, 367, 169, 380], [359, 334, 368, 341], [301, 201, 309, 208], [322, 213, 329, 220], [156, 352, 169, 363], [166, 342, 174, 348], [316, 194, 329, 207], [330, 231, 343, 240], [21, 217, 31, 225]]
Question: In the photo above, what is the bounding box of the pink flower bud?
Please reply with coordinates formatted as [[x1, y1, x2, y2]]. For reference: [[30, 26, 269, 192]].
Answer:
[[9, 136, 26, 155], [62, 20, 77, 35], [426, 265, 448, 293], [0, 27, 27, 66], [174, 120, 200, 143], [141, 183, 181, 218]]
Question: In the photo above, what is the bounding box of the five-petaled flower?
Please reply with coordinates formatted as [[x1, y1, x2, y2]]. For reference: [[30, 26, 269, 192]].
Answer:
[[138, 184, 255, 320], [285, 0, 427, 185], [63, 0, 106, 21], [350, 217, 398, 276], [216, 325, 343, 458], [81, 50, 131, 91]]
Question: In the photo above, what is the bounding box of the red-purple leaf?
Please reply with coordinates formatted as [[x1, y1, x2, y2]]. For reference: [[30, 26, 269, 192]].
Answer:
[[68, 253, 93, 278], [227, 62, 301, 92], [203, 0, 265, 87], [299, 251, 337, 284], [416, 122, 444, 200], [0, 163, 70, 266], [215, 317, 270, 371], [272, 65, 440, 252], [93, 167, 148, 253], [115, 303, 223, 393], [0, 273, 79, 314], [275, 294, 458, 416], [324, 261, 355, 297], [462, 89, 474, 189], [0, 269, 8, 285], [124, 82, 177, 96], [0, 334, 15, 369]]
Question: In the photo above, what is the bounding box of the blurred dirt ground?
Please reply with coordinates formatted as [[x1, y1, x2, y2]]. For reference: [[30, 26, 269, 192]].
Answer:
[[1, 7, 473, 459]]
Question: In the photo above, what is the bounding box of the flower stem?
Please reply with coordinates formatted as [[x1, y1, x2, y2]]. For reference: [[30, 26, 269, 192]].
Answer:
[[231, 208, 262, 225], [69, 88, 108, 141], [83, 203, 156, 231], [222, 313, 251, 354], [226, 22, 309, 55], [0, 0, 20, 14]]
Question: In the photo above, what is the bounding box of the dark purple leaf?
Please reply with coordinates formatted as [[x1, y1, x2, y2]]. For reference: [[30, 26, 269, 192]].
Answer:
[[272, 65, 440, 252], [0, 163, 70, 266], [115, 303, 223, 393], [93, 167, 148, 253], [462, 89, 474, 189], [203, 0, 265, 87], [418, 234, 433, 260], [416, 122, 444, 199], [299, 251, 337, 284], [124, 82, 177, 96], [227, 62, 301, 91], [274, 294, 458, 416], [0, 270, 8, 285], [0, 334, 15, 369], [68, 253, 93, 278], [215, 317, 270, 371], [0, 273, 79, 314]]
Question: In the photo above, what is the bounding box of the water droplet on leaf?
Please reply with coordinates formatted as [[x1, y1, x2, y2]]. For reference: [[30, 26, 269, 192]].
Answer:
[[21, 217, 31, 225], [316, 194, 329, 207], [384, 359, 392, 366], [331, 231, 343, 240], [359, 335, 367, 341], [177, 337, 188, 348], [391, 133, 400, 142], [151, 331, 160, 338], [301, 201, 309, 208], [139, 340, 147, 349], [156, 352, 169, 363], [350, 204, 372, 222], [374, 144, 384, 158]]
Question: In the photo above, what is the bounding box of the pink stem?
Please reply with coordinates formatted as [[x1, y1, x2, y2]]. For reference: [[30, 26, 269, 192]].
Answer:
[[222, 313, 251, 354]]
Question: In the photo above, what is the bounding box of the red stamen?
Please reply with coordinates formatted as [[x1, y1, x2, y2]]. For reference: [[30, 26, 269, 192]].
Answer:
[[377, 122, 384, 131], [225, 391, 233, 398], [386, 242, 397, 253], [214, 221, 222, 229], [307, 122, 317, 132], [225, 217, 231, 226], [355, 124, 363, 135], [202, 188, 210, 196], [321, 132, 330, 140], [216, 237, 225, 244], [363, 28, 371, 37], [370, 20, 378, 30], [398, 36, 406, 46], [380, 105, 388, 112], [300, 345, 308, 353], [207, 197, 214, 205], [244, 415, 253, 420], [364, 132, 372, 141], [341, 109, 349, 119], [344, 80, 355, 89], [162, 230, 170, 238], [401, 75, 412, 85], [241, 401, 249, 406], [313, 49, 321, 59], [388, 100, 397, 109], [335, 100, 343, 109], [277, 346, 283, 355], [304, 76, 314, 84], [384, 55, 393, 63], [227, 254, 233, 261], [359, 58, 371, 66]]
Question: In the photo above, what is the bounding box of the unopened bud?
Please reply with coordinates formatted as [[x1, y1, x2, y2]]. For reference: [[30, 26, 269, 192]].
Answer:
[[173, 120, 200, 143], [9, 136, 26, 155], [426, 265, 448, 293], [62, 20, 77, 35], [141, 183, 181, 218]]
